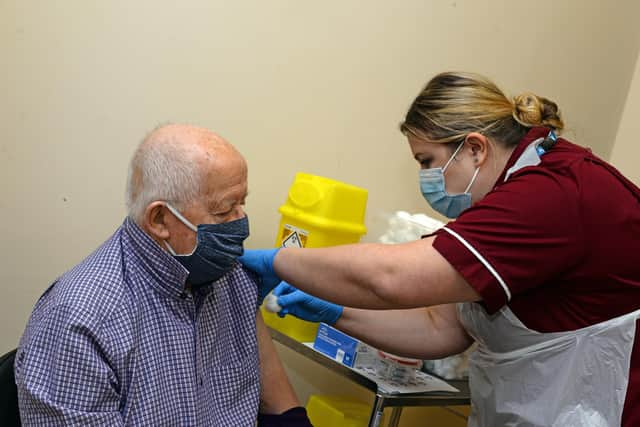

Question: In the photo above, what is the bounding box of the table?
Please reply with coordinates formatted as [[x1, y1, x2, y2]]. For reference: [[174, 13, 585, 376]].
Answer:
[[268, 327, 470, 427]]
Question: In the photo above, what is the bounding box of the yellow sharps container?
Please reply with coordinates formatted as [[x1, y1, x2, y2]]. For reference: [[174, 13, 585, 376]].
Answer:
[[262, 172, 368, 342]]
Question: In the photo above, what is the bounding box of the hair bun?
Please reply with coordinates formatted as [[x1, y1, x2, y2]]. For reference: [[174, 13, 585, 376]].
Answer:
[[512, 92, 564, 131]]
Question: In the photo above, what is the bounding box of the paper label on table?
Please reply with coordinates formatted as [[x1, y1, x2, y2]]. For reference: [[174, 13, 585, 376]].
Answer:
[[357, 364, 459, 394], [303, 342, 459, 394]]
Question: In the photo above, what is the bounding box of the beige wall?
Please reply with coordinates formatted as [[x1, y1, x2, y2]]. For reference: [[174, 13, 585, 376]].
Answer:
[[611, 53, 640, 185], [2, 1, 640, 425]]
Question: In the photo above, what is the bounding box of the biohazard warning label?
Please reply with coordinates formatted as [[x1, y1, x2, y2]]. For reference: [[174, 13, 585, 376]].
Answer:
[[280, 224, 308, 248]]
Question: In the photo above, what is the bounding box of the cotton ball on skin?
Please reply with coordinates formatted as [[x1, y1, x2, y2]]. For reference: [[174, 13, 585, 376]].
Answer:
[[264, 292, 282, 313]]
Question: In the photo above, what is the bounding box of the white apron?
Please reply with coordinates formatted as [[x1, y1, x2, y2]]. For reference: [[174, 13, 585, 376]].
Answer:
[[458, 303, 640, 426], [456, 135, 640, 426]]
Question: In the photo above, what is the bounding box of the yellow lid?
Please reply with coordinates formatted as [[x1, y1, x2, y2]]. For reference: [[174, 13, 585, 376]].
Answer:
[[278, 173, 368, 235]]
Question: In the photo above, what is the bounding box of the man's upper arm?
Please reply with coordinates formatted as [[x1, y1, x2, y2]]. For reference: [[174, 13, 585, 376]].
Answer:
[[255, 311, 301, 415], [15, 305, 124, 425]]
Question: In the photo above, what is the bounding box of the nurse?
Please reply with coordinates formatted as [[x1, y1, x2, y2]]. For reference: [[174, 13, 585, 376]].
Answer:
[[240, 72, 640, 426]]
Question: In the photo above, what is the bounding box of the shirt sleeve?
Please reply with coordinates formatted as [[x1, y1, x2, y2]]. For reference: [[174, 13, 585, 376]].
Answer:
[[15, 304, 124, 426], [432, 168, 584, 313]]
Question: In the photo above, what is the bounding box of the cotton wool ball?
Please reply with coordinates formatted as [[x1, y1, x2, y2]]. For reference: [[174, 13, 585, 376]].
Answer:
[[396, 210, 411, 221], [387, 215, 402, 230], [264, 293, 282, 313], [394, 229, 417, 243]]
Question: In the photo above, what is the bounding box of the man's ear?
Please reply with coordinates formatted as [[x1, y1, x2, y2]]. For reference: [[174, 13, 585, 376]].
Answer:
[[465, 132, 490, 166], [143, 201, 170, 241]]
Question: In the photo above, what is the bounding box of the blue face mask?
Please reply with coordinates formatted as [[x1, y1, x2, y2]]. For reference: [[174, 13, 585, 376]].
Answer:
[[419, 140, 480, 219], [164, 203, 250, 286]]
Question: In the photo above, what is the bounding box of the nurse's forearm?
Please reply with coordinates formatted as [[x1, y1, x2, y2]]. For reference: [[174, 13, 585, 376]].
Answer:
[[273, 237, 479, 309], [274, 243, 392, 309], [335, 304, 474, 359]]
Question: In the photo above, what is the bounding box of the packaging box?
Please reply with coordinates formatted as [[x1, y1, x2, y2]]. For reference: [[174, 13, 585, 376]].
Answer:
[[313, 323, 377, 368]]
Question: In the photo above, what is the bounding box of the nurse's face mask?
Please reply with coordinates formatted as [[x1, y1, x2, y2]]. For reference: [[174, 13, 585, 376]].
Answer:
[[163, 202, 250, 286], [420, 139, 480, 218]]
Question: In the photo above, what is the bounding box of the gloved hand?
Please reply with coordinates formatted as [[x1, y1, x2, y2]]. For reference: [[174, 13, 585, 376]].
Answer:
[[273, 281, 343, 325], [239, 248, 281, 302]]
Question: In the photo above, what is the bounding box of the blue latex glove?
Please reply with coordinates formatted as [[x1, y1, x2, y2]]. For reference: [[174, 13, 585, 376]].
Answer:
[[239, 248, 281, 302], [273, 281, 343, 325]]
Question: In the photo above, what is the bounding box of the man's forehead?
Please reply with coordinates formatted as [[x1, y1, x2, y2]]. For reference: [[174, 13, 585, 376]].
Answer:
[[202, 154, 248, 201], [204, 182, 248, 207]]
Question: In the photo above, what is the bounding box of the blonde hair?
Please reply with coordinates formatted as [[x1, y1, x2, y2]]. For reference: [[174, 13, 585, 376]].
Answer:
[[400, 72, 564, 147]]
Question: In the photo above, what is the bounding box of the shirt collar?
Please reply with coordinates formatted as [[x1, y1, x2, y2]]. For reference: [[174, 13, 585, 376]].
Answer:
[[494, 127, 551, 186], [121, 216, 190, 299]]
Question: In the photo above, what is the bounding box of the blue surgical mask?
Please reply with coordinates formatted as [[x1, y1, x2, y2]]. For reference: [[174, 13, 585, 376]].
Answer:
[[420, 140, 480, 218], [164, 203, 249, 286]]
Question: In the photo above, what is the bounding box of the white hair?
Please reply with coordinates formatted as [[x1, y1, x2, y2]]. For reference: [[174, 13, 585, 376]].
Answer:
[[125, 126, 203, 224]]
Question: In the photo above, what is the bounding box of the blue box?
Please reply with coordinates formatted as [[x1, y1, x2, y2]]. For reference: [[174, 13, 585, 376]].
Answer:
[[313, 323, 365, 367]]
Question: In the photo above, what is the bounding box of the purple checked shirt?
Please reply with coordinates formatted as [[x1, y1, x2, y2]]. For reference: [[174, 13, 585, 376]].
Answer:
[[15, 217, 260, 426]]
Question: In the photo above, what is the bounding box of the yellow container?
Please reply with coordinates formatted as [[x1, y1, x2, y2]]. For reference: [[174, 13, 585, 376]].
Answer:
[[306, 395, 373, 427], [261, 173, 368, 342]]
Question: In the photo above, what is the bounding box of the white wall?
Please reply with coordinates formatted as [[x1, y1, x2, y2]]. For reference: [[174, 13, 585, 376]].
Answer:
[[2, 1, 640, 425]]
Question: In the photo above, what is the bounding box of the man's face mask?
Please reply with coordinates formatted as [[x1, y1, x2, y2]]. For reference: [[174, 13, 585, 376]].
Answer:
[[419, 140, 480, 219], [163, 202, 250, 286]]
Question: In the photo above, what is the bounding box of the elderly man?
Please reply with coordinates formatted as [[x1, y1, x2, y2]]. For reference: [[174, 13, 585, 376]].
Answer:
[[15, 124, 311, 426]]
